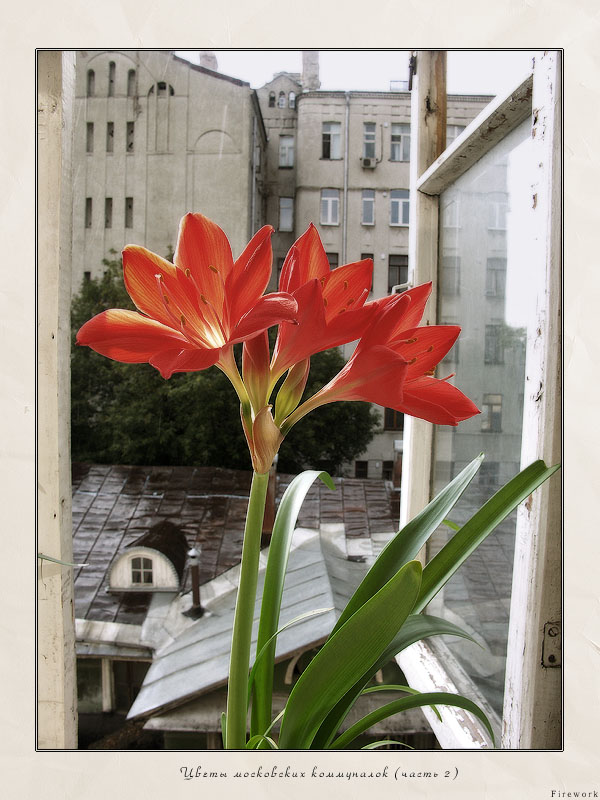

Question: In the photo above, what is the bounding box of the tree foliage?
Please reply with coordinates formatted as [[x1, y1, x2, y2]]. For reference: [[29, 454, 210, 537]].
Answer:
[[71, 257, 380, 474]]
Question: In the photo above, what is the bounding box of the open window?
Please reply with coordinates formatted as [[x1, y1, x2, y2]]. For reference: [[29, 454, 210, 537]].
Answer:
[[397, 51, 561, 749]]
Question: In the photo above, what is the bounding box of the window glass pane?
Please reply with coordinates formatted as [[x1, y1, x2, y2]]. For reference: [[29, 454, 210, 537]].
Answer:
[[279, 135, 294, 167], [322, 122, 341, 159], [362, 189, 375, 224], [363, 122, 376, 158], [279, 197, 293, 231], [432, 119, 539, 717]]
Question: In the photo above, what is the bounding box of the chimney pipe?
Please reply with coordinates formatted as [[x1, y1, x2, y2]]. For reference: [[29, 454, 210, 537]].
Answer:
[[302, 50, 321, 91], [182, 546, 204, 618]]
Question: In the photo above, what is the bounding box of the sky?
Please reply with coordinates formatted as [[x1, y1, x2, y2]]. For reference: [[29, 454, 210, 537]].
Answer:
[[175, 49, 538, 97]]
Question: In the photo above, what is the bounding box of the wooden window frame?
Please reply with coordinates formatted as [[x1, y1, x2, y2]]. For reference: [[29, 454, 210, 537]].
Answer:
[[398, 51, 561, 750]]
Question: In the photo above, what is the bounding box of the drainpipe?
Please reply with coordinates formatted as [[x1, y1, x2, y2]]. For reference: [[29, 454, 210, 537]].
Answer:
[[342, 92, 350, 264], [250, 114, 257, 234]]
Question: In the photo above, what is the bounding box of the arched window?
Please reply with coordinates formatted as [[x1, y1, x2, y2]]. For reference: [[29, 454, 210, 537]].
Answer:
[[268, 91, 276, 107], [108, 61, 115, 96], [131, 556, 153, 585], [127, 69, 136, 97], [86, 69, 95, 97], [278, 91, 286, 108], [289, 91, 296, 109], [156, 81, 175, 97]]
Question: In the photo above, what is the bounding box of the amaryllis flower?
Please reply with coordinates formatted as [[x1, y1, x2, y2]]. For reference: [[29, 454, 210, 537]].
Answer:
[[270, 224, 375, 380], [76, 213, 298, 380], [282, 282, 479, 431]]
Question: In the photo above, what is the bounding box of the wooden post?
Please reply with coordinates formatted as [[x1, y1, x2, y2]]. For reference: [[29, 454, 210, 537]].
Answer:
[[400, 51, 447, 534], [37, 50, 77, 749], [502, 50, 562, 750]]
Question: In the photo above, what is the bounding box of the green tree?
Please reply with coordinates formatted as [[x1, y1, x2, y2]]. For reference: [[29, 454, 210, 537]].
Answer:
[[71, 257, 380, 474]]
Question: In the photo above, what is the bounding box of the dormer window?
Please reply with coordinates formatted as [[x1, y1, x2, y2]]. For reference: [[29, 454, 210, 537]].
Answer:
[[278, 91, 286, 108], [131, 556, 153, 585]]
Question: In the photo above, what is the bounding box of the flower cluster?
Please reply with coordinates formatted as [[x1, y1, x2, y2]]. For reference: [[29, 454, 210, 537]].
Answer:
[[77, 213, 479, 473]]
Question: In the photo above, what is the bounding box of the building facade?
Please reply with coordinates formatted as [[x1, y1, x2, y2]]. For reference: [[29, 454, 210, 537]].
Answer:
[[71, 50, 492, 481]]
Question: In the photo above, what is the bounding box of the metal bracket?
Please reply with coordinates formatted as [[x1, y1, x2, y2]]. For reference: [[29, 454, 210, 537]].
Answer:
[[542, 621, 561, 667]]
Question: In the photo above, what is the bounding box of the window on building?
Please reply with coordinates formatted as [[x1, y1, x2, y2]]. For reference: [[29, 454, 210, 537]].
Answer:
[[486, 257, 507, 297], [125, 197, 134, 229], [84, 271, 91, 282], [289, 91, 296, 108], [481, 393, 503, 432], [127, 69, 136, 97], [446, 124, 466, 146], [484, 323, 505, 364], [126, 121, 135, 152], [388, 254, 408, 293], [391, 122, 410, 161], [104, 197, 112, 228], [488, 192, 508, 229], [355, 461, 368, 479], [131, 556, 153, 585], [382, 461, 394, 481], [478, 460, 500, 487], [108, 61, 116, 96], [361, 189, 375, 225], [268, 91, 276, 107], [157, 81, 167, 97], [113, 660, 150, 713], [326, 252, 339, 269], [85, 197, 92, 228], [384, 408, 404, 431], [320, 189, 340, 225], [361, 252, 373, 262], [86, 122, 94, 153], [390, 189, 409, 226], [279, 135, 294, 167], [322, 122, 341, 159], [442, 198, 460, 228], [363, 122, 376, 159], [441, 255, 461, 295], [278, 91, 286, 108], [441, 319, 459, 364], [279, 197, 293, 232], [106, 121, 114, 152], [86, 69, 95, 97]]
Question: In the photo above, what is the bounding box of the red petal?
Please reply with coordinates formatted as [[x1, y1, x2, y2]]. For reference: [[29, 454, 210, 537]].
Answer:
[[123, 246, 179, 327], [174, 213, 234, 314], [226, 225, 274, 326], [322, 260, 373, 318], [357, 292, 412, 351], [399, 376, 480, 425], [149, 346, 221, 379], [76, 309, 187, 362], [393, 325, 461, 379], [399, 282, 433, 330], [315, 345, 409, 407], [279, 224, 330, 294], [271, 280, 327, 375], [230, 292, 298, 344]]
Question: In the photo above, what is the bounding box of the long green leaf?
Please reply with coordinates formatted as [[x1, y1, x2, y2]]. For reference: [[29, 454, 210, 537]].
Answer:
[[362, 739, 414, 750], [246, 734, 279, 750], [330, 691, 495, 749], [278, 560, 422, 749], [311, 614, 476, 748], [250, 470, 335, 739], [361, 684, 442, 721], [247, 607, 333, 704], [415, 460, 560, 612], [331, 454, 483, 635]]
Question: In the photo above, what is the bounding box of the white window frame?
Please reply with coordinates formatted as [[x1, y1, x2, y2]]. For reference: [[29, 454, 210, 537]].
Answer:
[[320, 188, 339, 226], [390, 189, 409, 226], [363, 122, 376, 159], [391, 122, 410, 161], [322, 121, 341, 160], [278, 196, 294, 231], [361, 189, 375, 225], [398, 51, 561, 750], [278, 134, 294, 168]]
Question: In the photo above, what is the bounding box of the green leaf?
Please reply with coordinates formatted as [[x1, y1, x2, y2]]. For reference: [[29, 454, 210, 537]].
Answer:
[[250, 470, 335, 739], [311, 614, 473, 748], [247, 607, 333, 704], [361, 739, 414, 750], [246, 734, 279, 750], [278, 560, 422, 749], [330, 454, 483, 635], [330, 691, 496, 749], [361, 684, 442, 721], [220, 712, 227, 743], [442, 519, 460, 532], [415, 460, 560, 612]]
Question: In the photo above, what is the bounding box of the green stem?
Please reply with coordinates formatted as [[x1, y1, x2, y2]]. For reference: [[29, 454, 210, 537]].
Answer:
[[225, 470, 270, 749]]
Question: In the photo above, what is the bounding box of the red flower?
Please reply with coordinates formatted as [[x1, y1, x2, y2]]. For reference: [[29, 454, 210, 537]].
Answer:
[[282, 283, 479, 430], [270, 224, 375, 379], [76, 214, 297, 379]]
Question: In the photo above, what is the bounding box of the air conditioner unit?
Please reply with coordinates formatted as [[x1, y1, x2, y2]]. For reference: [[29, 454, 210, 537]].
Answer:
[[361, 157, 376, 168]]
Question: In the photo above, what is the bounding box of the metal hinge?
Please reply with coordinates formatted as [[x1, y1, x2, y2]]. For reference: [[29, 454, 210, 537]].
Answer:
[[542, 621, 561, 667]]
